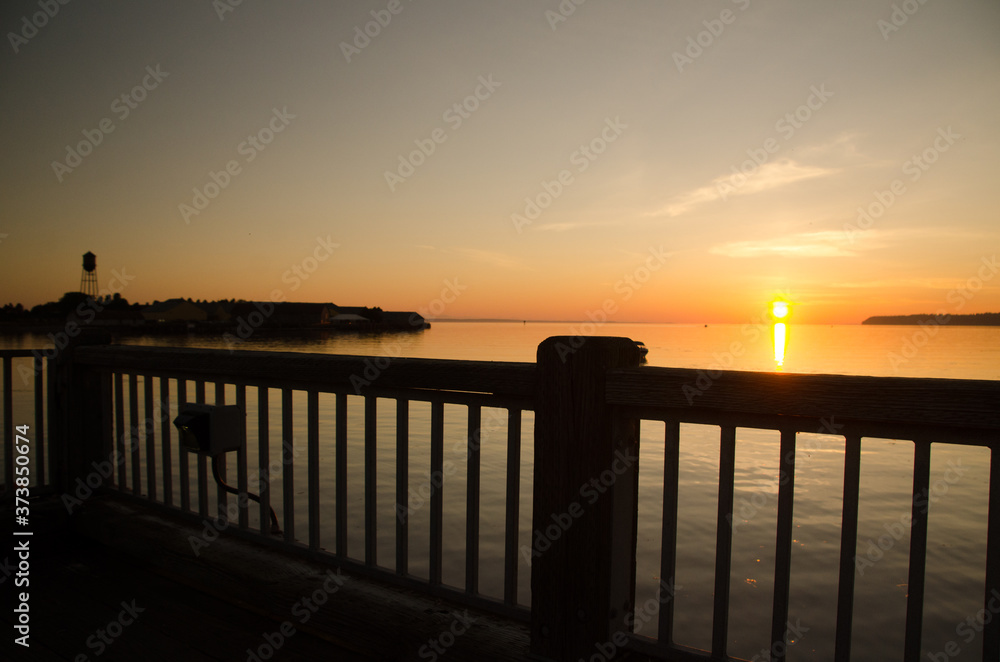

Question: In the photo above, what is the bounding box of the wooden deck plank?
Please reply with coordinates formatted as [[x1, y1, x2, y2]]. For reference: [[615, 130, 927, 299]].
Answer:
[[60, 494, 533, 661], [2, 503, 362, 662]]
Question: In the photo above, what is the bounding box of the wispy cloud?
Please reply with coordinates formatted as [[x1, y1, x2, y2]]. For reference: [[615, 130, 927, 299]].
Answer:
[[649, 159, 839, 218], [709, 230, 858, 258], [828, 276, 997, 291], [530, 219, 624, 233], [445, 247, 533, 271]]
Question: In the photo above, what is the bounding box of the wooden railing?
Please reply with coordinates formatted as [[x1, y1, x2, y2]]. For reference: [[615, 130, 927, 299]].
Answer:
[[9, 335, 1000, 661], [61, 340, 536, 622], [608, 365, 1000, 662]]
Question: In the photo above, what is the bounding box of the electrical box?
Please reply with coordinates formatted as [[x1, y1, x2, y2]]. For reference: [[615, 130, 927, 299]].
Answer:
[[173, 404, 244, 456]]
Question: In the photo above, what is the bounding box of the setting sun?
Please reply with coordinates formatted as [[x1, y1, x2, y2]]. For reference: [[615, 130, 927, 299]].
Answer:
[[772, 301, 790, 319]]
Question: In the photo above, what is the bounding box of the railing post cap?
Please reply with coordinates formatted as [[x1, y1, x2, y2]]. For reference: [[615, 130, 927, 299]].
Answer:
[[537, 335, 642, 366]]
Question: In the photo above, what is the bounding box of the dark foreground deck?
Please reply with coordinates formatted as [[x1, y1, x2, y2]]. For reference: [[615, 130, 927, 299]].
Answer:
[[3, 495, 532, 662]]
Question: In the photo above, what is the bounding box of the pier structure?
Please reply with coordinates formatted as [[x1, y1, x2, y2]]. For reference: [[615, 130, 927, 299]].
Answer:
[[2, 335, 999, 661]]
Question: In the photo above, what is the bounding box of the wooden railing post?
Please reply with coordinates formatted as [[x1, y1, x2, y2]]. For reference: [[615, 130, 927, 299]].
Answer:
[[49, 331, 112, 498], [531, 336, 643, 661]]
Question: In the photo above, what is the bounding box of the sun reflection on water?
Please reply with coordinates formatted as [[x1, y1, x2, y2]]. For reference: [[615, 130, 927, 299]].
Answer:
[[771, 300, 790, 371], [773, 321, 787, 371]]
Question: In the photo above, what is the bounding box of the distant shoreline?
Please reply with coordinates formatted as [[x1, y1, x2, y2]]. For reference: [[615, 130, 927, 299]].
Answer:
[[862, 312, 1000, 326]]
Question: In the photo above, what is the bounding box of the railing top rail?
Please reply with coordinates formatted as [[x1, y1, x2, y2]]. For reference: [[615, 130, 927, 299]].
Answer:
[[73, 344, 536, 399], [63, 344, 1000, 433], [608, 365, 1000, 433]]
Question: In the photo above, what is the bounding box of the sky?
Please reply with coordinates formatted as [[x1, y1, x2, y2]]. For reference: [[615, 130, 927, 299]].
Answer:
[[1, 0, 998, 324]]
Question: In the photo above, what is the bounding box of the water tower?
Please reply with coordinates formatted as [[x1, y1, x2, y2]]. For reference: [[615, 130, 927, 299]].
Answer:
[[80, 251, 98, 298]]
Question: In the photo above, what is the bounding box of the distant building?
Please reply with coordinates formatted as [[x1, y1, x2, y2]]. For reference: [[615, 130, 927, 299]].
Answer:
[[90, 309, 146, 327], [229, 302, 335, 327], [273, 303, 335, 326], [329, 312, 370, 327], [382, 311, 428, 329], [194, 301, 232, 322], [141, 299, 208, 322]]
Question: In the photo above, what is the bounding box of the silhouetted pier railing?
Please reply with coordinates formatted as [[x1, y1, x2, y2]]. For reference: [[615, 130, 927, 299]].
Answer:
[[3, 337, 999, 661], [1, 350, 50, 497]]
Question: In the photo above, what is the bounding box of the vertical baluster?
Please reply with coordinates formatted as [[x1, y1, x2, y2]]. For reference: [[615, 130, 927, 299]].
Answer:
[[236, 384, 248, 530], [904, 441, 932, 661], [336, 392, 348, 557], [466, 405, 482, 595], [771, 429, 797, 661], [257, 387, 270, 534], [504, 409, 522, 607], [144, 375, 156, 501], [99, 368, 112, 492], [215, 382, 227, 520], [195, 381, 208, 518], [33, 356, 45, 486], [713, 425, 736, 657], [160, 377, 172, 507], [365, 395, 377, 566], [178, 380, 190, 512], [396, 399, 409, 576], [658, 419, 680, 645], [129, 374, 141, 496], [835, 435, 862, 662], [282, 388, 294, 543], [430, 400, 444, 586], [114, 372, 126, 489], [308, 390, 320, 551]]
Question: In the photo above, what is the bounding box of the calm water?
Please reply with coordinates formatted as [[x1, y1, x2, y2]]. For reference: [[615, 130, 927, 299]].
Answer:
[[3, 322, 998, 661]]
